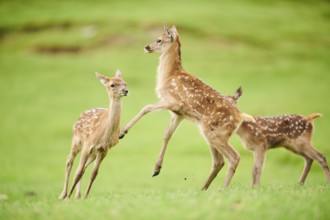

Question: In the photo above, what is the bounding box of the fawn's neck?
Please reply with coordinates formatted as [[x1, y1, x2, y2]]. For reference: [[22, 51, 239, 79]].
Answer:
[[104, 97, 122, 137], [157, 38, 183, 89]]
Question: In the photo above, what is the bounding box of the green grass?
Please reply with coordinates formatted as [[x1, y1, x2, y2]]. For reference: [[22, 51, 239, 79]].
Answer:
[[1, 0, 330, 219], [2, 185, 330, 220]]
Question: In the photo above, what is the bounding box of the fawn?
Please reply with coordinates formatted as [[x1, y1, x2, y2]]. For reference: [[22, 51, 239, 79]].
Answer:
[[120, 24, 253, 190], [230, 87, 330, 187], [58, 70, 128, 199]]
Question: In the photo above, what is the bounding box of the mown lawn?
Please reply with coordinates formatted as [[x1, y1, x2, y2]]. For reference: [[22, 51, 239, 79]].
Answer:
[[0, 0, 330, 219]]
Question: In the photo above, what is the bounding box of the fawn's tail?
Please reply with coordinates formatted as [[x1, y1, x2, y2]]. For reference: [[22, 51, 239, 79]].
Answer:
[[306, 113, 322, 121], [240, 112, 255, 123], [232, 86, 242, 102]]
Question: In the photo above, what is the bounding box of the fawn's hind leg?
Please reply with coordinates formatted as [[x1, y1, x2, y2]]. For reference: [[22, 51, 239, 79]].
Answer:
[[201, 146, 225, 190], [58, 142, 80, 200], [206, 136, 240, 188], [84, 151, 107, 198], [305, 145, 330, 183], [298, 154, 313, 184], [220, 142, 240, 188], [67, 148, 90, 198], [75, 154, 96, 199]]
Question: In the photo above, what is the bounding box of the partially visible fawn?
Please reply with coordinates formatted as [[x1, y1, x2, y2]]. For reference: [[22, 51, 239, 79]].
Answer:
[[230, 88, 330, 187], [120, 24, 254, 190], [58, 70, 128, 200]]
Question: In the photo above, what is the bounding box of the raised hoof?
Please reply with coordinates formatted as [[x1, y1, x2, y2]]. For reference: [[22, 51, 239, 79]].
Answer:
[[152, 171, 160, 177], [119, 131, 127, 139]]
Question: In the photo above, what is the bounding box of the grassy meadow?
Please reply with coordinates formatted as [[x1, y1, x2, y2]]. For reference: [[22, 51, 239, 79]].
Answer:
[[1, 0, 330, 219]]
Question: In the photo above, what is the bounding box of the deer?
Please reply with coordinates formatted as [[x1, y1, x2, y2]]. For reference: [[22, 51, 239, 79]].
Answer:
[[229, 87, 330, 187], [58, 70, 128, 200], [119, 24, 254, 190]]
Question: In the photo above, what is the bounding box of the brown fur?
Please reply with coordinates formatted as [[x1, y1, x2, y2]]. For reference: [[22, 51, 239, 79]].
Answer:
[[58, 70, 128, 199], [120, 25, 252, 190]]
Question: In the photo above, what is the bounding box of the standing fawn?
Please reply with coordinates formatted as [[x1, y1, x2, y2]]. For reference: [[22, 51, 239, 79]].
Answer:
[[120, 24, 253, 190], [230, 88, 330, 187], [58, 70, 128, 200]]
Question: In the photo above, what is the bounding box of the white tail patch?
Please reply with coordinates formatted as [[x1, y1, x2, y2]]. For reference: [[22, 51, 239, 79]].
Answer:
[[241, 113, 255, 122]]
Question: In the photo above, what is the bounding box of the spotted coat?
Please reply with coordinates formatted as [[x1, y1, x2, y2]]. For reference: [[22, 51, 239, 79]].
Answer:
[[74, 108, 107, 136], [159, 71, 241, 133], [237, 114, 314, 150]]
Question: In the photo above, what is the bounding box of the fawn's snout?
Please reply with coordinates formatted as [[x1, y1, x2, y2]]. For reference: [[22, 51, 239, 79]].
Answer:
[[144, 45, 152, 53], [122, 88, 128, 96]]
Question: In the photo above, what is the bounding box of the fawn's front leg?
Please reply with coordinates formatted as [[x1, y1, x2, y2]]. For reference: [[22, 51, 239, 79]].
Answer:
[[152, 113, 183, 177], [252, 148, 266, 187], [119, 102, 183, 139]]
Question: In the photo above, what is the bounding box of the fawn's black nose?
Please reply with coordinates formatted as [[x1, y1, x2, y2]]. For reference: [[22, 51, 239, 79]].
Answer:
[[144, 45, 151, 52], [123, 89, 128, 96]]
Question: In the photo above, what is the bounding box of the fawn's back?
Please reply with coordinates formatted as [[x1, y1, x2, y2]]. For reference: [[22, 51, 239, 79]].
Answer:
[[237, 114, 314, 149], [74, 108, 107, 136], [162, 71, 241, 131]]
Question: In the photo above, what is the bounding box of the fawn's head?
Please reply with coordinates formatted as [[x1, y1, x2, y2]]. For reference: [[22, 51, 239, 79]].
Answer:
[[95, 70, 128, 99], [144, 24, 179, 53]]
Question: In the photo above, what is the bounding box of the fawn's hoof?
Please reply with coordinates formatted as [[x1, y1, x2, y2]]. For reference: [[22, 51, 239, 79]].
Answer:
[[119, 133, 125, 139], [119, 130, 127, 139], [75, 193, 81, 200], [152, 166, 162, 177], [152, 165, 162, 177], [58, 193, 67, 200], [152, 171, 159, 177], [152, 163, 163, 177]]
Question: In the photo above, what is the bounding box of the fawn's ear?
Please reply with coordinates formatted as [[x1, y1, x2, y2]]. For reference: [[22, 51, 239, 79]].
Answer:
[[115, 69, 122, 78], [164, 23, 170, 35], [169, 25, 178, 40], [164, 23, 174, 40], [170, 25, 178, 34], [95, 72, 108, 86]]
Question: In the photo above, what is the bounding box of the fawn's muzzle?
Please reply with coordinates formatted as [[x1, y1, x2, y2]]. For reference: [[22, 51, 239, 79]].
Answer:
[[144, 45, 151, 53], [122, 89, 128, 96]]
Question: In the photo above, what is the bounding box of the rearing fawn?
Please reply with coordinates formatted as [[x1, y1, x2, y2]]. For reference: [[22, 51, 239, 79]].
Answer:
[[120, 24, 253, 190]]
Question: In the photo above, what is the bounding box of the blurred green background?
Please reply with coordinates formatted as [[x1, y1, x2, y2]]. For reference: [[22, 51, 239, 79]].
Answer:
[[0, 0, 330, 219]]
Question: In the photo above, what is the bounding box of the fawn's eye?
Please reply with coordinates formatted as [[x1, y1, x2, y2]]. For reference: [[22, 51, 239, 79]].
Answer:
[[110, 84, 116, 88], [156, 39, 162, 44]]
